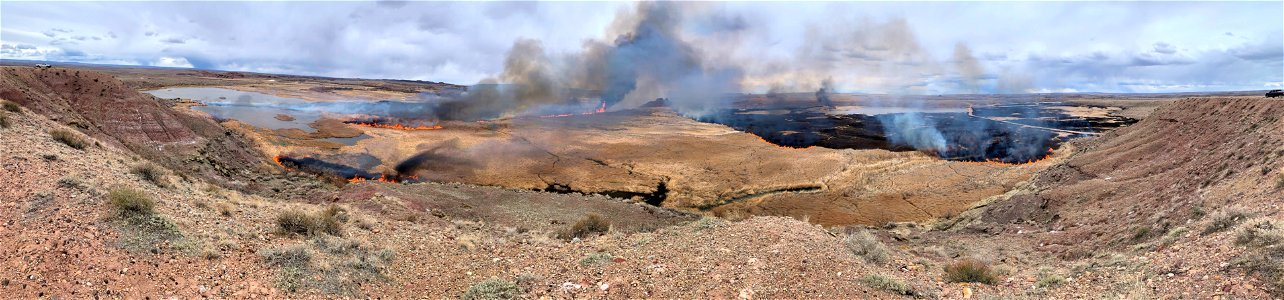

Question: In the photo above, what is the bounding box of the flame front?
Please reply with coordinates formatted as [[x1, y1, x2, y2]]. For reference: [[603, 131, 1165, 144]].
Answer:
[[347, 122, 443, 131]]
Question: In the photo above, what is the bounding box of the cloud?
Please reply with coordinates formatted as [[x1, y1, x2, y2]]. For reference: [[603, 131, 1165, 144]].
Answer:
[[0, 1, 1279, 93], [152, 56, 194, 68]]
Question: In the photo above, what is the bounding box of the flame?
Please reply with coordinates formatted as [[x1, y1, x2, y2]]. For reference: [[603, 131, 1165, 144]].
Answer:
[[539, 101, 607, 118], [272, 155, 295, 171], [347, 122, 443, 131]]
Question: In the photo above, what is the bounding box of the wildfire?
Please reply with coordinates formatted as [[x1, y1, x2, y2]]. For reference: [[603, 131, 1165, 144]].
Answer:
[[753, 134, 814, 150], [272, 155, 293, 170], [346, 174, 420, 183], [346, 122, 443, 131], [966, 147, 1055, 166], [539, 101, 607, 118]]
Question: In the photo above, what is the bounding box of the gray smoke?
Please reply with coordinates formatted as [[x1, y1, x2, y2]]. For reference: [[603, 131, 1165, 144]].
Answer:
[[428, 1, 744, 120], [953, 43, 985, 93]]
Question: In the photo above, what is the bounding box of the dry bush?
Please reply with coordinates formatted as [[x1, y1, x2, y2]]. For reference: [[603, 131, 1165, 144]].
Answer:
[[275, 205, 347, 236], [108, 188, 186, 253], [0, 113, 9, 129], [559, 214, 610, 240], [943, 259, 997, 284], [49, 129, 88, 150], [2, 100, 20, 112], [259, 238, 395, 295], [1229, 220, 1284, 296], [844, 230, 891, 264], [1276, 174, 1284, 190], [1235, 220, 1284, 247], [861, 274, 914, 296], [461, 278, 521, 300], [579, 252, 614, 266], [130, 163, 168, 187], [1203, 206, 1251, 235], [108, 188, 154, 216]]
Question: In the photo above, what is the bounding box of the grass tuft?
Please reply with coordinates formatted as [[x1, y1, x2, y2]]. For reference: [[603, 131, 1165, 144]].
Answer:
[[559, 214, 610, 240], [275, 205, 347, 236], [49, 129, 88, 150], [2, 101, 20, 112], [461, 278, 521, 300], [108, 188, 154, 216], [579, 252, 614, 266], [130, 163, 168, 187], [943, 259, 997, 284], [1203, 206, 1251, 235]]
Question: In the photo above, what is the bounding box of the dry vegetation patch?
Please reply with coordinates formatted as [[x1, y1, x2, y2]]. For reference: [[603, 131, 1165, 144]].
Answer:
[[461, 278, 521, 300], [49, 128, 88, 150], [259, 237, 396, 295], [845, 230, 890, 264], [558, 214, 610, 240], [944, 259, 997, 284], [275, 205, 349, 236]]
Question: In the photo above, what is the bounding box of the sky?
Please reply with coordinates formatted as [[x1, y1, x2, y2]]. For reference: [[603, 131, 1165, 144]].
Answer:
[[1, 1, 1281, 94]]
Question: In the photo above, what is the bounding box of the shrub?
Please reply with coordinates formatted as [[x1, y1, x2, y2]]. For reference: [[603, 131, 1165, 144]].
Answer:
[[108, 188, 154, 216], [461, 278, 521, 300], [1276, 174, 1284, 190], [560, 214, 609, 240], [57, 176, 86, 190], [861, 274, 914, 296], [1036, 273, 1066, 288], [130, 163, 167, 187], [844, 230, 890, 264], [1129, 225, 1153, 242], [275, 205, 347, 236], [579, 252, 614, 266], [1229, 220, 1284, 295], [2, 101, 20, 112], [943, 259, 997, 284], [277, 209, 317, 235], [1203, 207, 1250, 235], [49, 129, 88, 150], [0, 113, 8, 129], [1235, 220, 1284, 247]]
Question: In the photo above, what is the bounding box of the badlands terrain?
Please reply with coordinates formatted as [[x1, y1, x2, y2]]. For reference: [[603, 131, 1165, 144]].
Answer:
[[2, 61, 1283, 298]]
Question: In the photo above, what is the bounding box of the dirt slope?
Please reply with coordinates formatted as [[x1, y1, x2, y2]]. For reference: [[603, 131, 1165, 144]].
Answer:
[[0, 66, 301, 195], [980, 97, 1284, 255]]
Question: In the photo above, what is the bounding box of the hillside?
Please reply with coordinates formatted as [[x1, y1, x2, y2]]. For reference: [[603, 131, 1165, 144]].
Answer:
[[2, 66, 1281, 298]]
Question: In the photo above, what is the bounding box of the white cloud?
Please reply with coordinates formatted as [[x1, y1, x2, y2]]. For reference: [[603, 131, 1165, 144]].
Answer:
[[0, 1, 1279, 93], [152, 56, 193, 68]]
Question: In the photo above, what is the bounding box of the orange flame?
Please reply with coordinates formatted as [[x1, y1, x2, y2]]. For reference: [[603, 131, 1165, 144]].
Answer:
[[347, 122, 443, 131]]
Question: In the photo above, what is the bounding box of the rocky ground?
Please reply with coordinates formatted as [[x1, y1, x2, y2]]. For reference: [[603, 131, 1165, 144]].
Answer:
[[2, 64, 1281, 298]]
